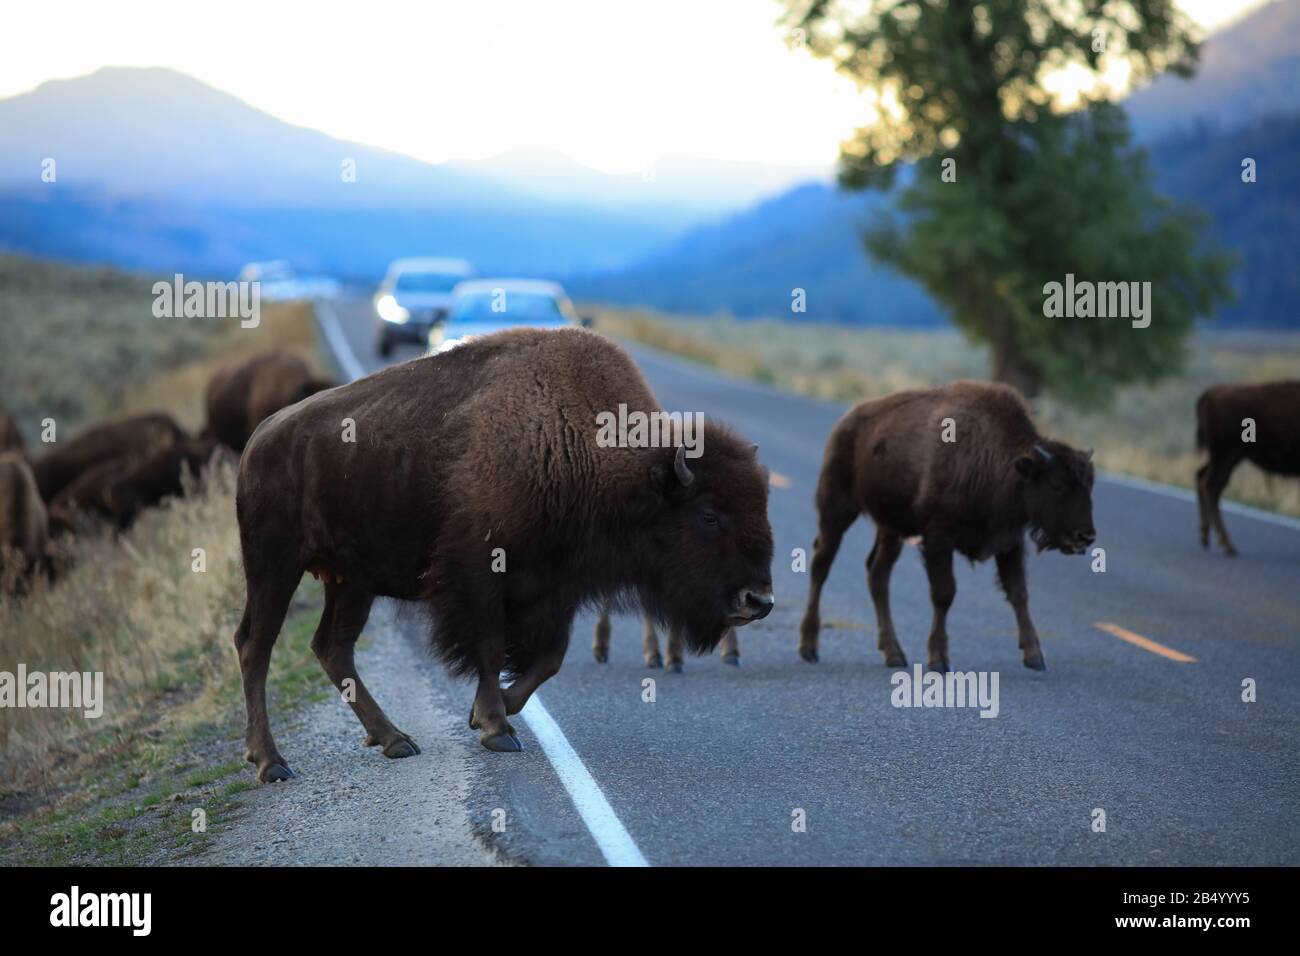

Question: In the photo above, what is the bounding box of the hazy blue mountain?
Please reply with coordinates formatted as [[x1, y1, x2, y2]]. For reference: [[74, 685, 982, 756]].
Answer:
[[1125, 0, 1300, 141]]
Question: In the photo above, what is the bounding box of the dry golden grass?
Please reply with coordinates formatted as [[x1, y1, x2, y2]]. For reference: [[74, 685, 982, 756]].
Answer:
[[592, 305, 1300, 517], [0, 261, 330, 798]]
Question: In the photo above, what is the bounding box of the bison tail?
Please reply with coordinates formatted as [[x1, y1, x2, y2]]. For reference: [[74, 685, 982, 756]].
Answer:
[[1195, 391, 1210, 450]]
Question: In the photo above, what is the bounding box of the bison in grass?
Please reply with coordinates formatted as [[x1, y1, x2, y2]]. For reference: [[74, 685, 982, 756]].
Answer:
[[592, 604, 740, 670], [0, 452, 49, 588], [1196, 381, 1300, 556], [204, 351, 334, 453], [31, 413, 187, 503], [799, 381, 1095, 673], [234, 328, 773, 781], [48, 437, 219, 531]]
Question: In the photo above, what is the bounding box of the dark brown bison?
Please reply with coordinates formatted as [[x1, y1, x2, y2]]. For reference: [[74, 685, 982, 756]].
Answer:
[[799, 381, 1095, 672], [592, 604, 739, 670], [205, 351, 334, 453], [0, 412, 25, 456], [49, 437, 219, 530], [32, 413, 187, 503], [1196, 381, 1300, 556], [0, 452, 49, 587], [234, 328, 773, 780]]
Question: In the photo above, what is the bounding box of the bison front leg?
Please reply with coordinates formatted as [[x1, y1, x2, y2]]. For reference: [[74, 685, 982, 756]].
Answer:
[[502, 621, 570, 717], [921, 541, 955, 673], [996, 546, 1045, 671], [642, 615, 664, 668], [665, 622, 686, 673], [719, 626, 740, 666], [592, 606, 612, 663], [468, 632, 521, 753]]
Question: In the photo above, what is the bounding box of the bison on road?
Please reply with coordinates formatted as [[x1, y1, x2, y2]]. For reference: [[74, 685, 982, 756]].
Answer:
[[205, 351, 334, 453], [235, 328, 773, 781], [0, 452, 49, 588], [31, 413, 187, 503], [799, 381, 1095, 672], [592, 604, 740, 670], [1196, 381, 1300, 556]]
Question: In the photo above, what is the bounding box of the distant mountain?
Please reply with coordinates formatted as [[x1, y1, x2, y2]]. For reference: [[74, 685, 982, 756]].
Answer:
[[579, 0, 1300, 329], [444, 148, 831, 217], [570, 181, 941, 326], [1125, 0, 1300, 140]]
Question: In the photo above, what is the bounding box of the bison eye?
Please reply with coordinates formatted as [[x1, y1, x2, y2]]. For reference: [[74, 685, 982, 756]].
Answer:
[[699, 510, 720, 528]]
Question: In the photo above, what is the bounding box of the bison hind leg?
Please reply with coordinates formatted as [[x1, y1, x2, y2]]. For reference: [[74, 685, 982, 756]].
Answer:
[[235, 562, 302, 783]]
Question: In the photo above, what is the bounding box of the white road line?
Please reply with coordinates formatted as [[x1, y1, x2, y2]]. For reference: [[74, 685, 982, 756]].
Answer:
[[1099, 471, 1300, 532], [312, 299, 649, 868], [314, 299, 368, 382], [519, 696, 650, 867]]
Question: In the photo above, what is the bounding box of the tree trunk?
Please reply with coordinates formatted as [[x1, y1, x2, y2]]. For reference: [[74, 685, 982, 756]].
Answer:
[[991, 340, 1042, 399]]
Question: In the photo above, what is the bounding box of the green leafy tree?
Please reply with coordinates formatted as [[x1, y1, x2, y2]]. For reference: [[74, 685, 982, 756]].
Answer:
[[785, 0, 1234, 404]]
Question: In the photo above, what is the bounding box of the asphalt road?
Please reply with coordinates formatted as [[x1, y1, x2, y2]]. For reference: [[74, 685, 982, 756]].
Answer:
[[319, 298, 1299, 866]]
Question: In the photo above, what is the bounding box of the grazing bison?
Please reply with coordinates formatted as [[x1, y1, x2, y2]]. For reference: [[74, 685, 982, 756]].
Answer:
[[799, 381, 1095, 672], [49, 437, 219, 530], [0, 452, 49, 587], [32, 413, 187, 503], [234, 328, 773, 781], [0, 412, 25, 456], [592, 604, 740, 670], [1196, 381, 1300, 556], [205, 351, 334, 453]]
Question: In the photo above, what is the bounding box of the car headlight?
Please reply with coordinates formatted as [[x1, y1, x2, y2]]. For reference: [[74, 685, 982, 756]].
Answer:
[[376, 294, 409, 324]]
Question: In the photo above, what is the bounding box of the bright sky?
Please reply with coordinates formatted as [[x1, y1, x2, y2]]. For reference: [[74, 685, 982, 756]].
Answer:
[[0, 0, 1269, 174]]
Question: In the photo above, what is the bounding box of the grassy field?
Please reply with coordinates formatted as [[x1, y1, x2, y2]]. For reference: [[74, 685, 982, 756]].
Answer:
[[592, 305, 1300, 518], [0, 256, 337, 863]]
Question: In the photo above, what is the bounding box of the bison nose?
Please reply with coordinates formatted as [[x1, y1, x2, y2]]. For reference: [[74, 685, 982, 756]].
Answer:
[[739, 588, 775, 621]]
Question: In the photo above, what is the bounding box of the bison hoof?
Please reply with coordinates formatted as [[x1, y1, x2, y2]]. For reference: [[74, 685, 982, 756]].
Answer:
[[1224, 547, 1238, 558], [1023, 654, 1047, 672], [721, 653, 740, 667], [383, 734, 421, 758], [667, 660, 684, 674], [259, 762, 295, 783], [798, 646, 819, 663], [883, 652, 907, 668], [480, 732, 523, 753], [593, 649, 608, 663], [645, 653, 663, 669]]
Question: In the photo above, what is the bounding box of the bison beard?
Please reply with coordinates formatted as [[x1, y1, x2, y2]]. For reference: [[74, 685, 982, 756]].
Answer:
[[233, 328, 773, 780]]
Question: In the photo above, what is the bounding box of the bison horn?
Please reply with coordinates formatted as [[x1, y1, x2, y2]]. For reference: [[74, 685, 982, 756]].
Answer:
[[750, 443, 759, 456], [1032, 444, 1053, 464], [674, 445, 694, 487], [1086, 448, 1095, 462]]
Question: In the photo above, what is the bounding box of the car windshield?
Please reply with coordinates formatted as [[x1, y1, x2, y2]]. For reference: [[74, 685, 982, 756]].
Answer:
[[449, 291, 566, 324], [394, 271, 464, 294]]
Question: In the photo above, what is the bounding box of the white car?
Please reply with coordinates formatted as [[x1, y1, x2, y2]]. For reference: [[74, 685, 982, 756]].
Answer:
[[373, 257, 476, 357], [237, 260, 339, 302], [427, 279, 591, 354]]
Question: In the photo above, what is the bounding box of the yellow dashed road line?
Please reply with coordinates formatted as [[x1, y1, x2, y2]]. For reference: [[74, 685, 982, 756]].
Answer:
[[1094, 622, 1198, 663]]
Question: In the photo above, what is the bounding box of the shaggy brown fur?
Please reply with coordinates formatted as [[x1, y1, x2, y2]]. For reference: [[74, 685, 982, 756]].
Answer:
[[31, 413, 187, 503], [0, 413, 24, 457], [0, 452, 49, 587], [799, 381, 1095, 672], [204, 351, 334, 453], [48, 437, 220, 530], [1196, 381, 1300, 556], [591, 604, 739, 670], [234, 328, 773, 780]]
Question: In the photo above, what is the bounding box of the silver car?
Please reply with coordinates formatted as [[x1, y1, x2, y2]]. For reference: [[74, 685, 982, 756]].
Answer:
[[428, 279, 591, 354], [374, 257, 476, 357]]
